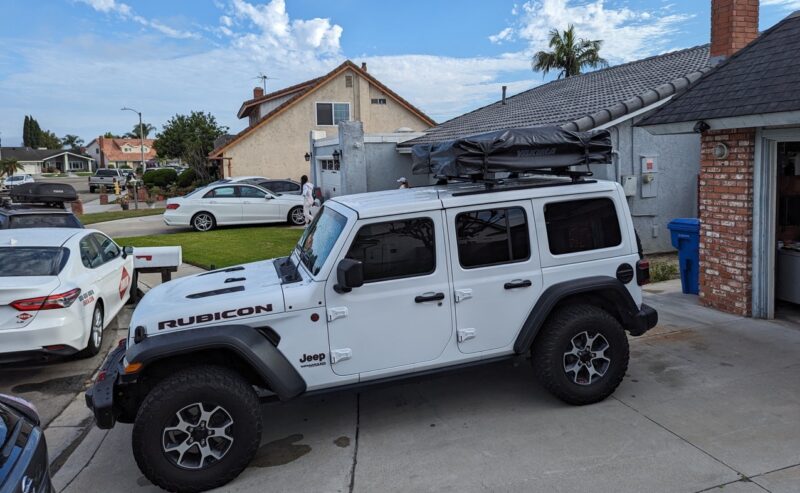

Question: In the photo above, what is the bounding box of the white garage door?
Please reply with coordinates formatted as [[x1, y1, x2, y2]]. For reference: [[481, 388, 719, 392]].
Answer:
[[319, 159, 341, 199]]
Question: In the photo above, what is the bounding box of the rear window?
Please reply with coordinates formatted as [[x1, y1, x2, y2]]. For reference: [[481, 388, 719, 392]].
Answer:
[[8, 214, 81, 229], [544, 198, 622, 255], [0, 247, 69, 276], [96, 170, 117, 177]]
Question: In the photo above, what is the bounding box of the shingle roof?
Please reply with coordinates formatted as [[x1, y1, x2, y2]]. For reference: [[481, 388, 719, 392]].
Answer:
[[237, 79, 322, 119], [0, 147, 92, 161], [402, 45, 711, 146], [640, 11, 800, 126]]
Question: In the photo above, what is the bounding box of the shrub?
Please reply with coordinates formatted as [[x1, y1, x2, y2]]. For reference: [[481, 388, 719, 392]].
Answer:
[[176, 168, 197, 188], [120, 164, 132, 169], [650, 261, 679, 283], [142, 168, 178, 188]]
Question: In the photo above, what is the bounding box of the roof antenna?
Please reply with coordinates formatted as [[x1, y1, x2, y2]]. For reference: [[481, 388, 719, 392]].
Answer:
[[253, 73, 279, 91]]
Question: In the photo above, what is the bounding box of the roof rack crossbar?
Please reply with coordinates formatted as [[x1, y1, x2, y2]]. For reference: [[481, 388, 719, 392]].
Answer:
[[450, 179, 597, 197]]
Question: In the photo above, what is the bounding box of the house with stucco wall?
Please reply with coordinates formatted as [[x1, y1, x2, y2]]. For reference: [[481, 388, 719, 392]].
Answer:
[[209, 60, 435, 181]]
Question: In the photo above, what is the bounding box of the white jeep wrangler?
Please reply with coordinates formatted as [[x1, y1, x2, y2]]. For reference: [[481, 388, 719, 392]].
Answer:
[[87, 128, 657, 492]]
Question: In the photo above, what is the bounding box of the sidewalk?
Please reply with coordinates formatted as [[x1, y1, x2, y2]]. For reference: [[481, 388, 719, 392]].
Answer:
[[50, 280, 800, 492]]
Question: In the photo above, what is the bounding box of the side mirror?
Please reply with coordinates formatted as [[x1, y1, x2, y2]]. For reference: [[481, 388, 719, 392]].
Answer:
[[122, 246, 134, 258], [334, 258, 364, 293]]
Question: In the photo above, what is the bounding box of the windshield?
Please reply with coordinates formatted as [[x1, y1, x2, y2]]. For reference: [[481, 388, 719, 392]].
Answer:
[[5, 176, 22, 182], [0, 247, 68, 276], [296, 206, 347, 276]]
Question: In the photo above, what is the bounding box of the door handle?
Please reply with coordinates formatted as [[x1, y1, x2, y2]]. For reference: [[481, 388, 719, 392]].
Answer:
[[504, 279, 532, 290], [415, 292, 445, 303]]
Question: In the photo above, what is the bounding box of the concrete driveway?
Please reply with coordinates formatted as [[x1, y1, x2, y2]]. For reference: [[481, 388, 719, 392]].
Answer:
[[91, 214, 188, 238], [53, 281, 800, 492]]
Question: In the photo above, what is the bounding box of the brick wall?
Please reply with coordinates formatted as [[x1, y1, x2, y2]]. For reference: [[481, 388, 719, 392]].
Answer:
[[698, 128, 756, 316], [710, 0, 759, 59]]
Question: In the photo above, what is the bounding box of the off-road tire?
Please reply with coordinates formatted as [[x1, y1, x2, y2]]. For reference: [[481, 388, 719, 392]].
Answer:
[[132, 365, 262, 493], [532, 304, 629, 405]]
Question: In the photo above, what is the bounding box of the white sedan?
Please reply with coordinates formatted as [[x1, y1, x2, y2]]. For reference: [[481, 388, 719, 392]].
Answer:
[[164, 182, 306, 231], [0, 228, 133, 362]]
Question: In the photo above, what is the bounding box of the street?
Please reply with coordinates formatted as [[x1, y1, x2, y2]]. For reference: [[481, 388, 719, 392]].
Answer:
[[51, 281, 800, 492]]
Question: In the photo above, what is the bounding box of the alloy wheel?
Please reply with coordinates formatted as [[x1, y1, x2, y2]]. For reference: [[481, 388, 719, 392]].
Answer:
[[290, 207, 305, 225], [162, 402, 235, 470], [194, 214, 213, 231], [562, 331, 611, 386], [91, 307, 103, 349]]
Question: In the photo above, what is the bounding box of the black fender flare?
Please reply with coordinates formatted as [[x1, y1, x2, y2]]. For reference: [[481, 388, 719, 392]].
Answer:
[[513, 276, 650, 354], [125, 324, 306, 400]]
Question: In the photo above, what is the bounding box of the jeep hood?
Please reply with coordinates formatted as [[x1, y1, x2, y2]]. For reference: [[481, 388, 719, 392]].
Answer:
[[130, 260, 284, 336]]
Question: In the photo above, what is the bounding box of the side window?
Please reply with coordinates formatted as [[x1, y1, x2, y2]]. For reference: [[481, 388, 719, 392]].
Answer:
[[346, 218, 435, 282], [238, 186, 267, 198], [544, 198, 622, 255], [79, 236, 103, 268], [456, 207, 530, 268], [261, 181, 282, 192], [286, 182, 301, 193], [204, 186, 237, 198], [92, 233, 120, 263]]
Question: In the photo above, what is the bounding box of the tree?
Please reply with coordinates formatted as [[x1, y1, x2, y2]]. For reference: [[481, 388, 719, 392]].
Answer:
[[39, 130, 62, 150], [103, 131, 119, 138], [532, 25, 608, 79], [125, 123, 156, 140], [154, 111, 228, 182], [61, 134, 84, 150], [0, 158, 24, 177], [23, 115, 44, 148]]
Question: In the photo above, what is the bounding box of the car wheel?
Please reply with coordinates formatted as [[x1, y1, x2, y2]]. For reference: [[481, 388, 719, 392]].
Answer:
[[532, 304, 629, 405], [132, 365, 262, 493], [192, 212, 216, 232], [78, 303, 104, 358], [288, 206, 305, 226]]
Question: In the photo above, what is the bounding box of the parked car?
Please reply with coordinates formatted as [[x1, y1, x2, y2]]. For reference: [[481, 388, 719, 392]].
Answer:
[[2, 174, 34, 189], [0, 228, 134, 362], [89, 169, 128, 193], [0, 394, 52, 493], [86, 127, 658, 492], [164, 183, 306, 231], [0, 205, 82, 229]]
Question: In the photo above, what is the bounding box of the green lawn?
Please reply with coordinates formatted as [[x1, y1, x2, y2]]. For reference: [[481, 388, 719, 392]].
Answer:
[[78, 208, 166, 225], [116, 226, 303, 269]]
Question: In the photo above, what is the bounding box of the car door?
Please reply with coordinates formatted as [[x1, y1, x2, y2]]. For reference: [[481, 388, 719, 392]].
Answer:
[[446, 201, 543, 354], [89, 233, 131, 317], [325, 211, 453, 376], [238, 185, 280, 223], [201, 186, 242, 225]]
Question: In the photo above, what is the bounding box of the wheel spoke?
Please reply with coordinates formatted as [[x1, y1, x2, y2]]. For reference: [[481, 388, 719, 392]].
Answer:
[[563, 331, 612, 386]]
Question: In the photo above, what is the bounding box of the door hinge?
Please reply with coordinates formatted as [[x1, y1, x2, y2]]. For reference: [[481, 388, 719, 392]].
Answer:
[[330, 348, 352, 364], [327, 306, 348, 322], [454, 289, 473, 303], [457, 328, 476, 343]]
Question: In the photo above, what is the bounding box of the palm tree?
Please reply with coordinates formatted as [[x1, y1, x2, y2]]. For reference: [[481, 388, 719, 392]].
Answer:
[[125, 123, 156, 139], [61, 134, 84, 150], [532, 25, 608, 79], [0, 158, 24, 178]]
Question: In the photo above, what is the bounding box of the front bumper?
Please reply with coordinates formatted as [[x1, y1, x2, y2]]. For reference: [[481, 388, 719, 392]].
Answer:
[[85, 342, 127, 429], [628, 303, 658, 336]]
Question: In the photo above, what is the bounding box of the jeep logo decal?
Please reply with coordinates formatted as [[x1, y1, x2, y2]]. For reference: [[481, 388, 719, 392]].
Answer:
[[157, 305, 273, 330], [299, 352, 327, 368]]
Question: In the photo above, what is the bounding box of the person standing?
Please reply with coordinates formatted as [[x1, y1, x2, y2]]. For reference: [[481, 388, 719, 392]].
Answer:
[[300, 175, 315, 225]]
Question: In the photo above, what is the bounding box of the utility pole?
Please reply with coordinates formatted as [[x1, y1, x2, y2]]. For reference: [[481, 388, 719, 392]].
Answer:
[[121, 107, 143, 210]]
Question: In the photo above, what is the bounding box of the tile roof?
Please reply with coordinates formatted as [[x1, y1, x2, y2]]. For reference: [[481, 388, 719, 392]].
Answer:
[[640, 11, 800, 126], [210, 60, 436, 157], [99, 138, 157, 162], [0, 147, 92, 161], [402, 44, 711, 146]]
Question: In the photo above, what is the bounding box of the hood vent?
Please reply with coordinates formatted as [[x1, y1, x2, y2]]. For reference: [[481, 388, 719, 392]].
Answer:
[[225, 277, 246, 283], [199, 266, 245, 277], [186, 286, 244, 299]]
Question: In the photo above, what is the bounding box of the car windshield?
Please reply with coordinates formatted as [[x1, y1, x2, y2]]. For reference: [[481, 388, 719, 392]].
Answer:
[[296, 206, 347, 276], [5, 176, 22, 182], [9, 214, 81, 229], [0, 247, 68, 276]]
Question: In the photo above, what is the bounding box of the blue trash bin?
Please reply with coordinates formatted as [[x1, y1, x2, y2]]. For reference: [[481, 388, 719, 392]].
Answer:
[[667, 218, 700, 294]]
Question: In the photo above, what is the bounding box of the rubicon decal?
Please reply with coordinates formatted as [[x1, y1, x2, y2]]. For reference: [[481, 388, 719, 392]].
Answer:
[[158, 305, 273, 330], [119, 267, 131, 299]]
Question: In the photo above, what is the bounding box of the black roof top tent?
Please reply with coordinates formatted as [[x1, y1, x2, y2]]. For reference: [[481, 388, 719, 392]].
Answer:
[[410, 127, 612, 180]]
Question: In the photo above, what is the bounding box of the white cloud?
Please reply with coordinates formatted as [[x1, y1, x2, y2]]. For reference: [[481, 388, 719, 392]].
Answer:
[[489, 27, 514, 44], [77, 0, 198, 39], [490, 0, 693, 63], [762, 0, 800, 9]]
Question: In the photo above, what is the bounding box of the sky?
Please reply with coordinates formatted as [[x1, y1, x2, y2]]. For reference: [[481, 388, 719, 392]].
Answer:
[[0, 0, 797, 146]]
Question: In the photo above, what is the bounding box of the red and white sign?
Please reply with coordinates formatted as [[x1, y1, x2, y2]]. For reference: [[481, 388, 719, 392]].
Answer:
[[119, 267, 131, 299], [16, 313, 32, 321]]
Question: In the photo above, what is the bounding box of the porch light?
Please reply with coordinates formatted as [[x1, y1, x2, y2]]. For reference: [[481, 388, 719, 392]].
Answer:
[[332, 149, 340, 165], [304, 152, 311, 162]]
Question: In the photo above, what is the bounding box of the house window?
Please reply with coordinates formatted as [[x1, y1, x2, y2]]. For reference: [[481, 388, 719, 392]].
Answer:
[[315, 102, 350, 126], [544, 198, 622, 255], [371, 98, 387, 105], [345, 75, 353, 88], [319, 159, 339, 171]]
